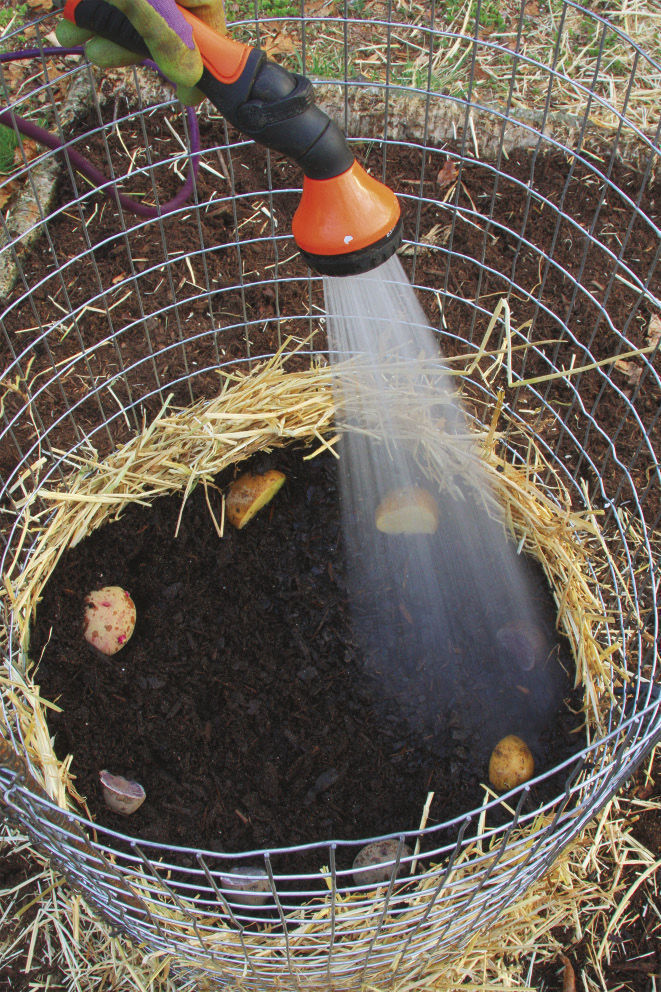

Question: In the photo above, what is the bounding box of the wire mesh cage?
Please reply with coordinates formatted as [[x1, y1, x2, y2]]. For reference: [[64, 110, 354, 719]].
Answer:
[[1, 0, 660, 987]]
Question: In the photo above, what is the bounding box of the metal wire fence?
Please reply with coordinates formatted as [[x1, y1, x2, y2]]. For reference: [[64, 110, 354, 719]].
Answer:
[[1, 0, 660, 987]]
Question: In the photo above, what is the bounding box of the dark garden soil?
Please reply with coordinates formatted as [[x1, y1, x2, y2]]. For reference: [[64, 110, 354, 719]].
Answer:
[[31, 442, 580, 866], [2, 88, 660, 988], [2, 104, 660, 530]]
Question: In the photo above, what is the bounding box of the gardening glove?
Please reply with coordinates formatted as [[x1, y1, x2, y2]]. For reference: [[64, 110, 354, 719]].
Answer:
[[55, 0, 227, 105]]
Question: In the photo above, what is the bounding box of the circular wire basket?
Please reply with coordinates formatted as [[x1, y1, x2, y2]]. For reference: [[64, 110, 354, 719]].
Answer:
[[1, 1, 660, 987]]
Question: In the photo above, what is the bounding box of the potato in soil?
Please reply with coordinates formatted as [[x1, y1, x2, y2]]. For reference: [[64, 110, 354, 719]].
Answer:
[[489, 735, 534, 791], [226, 470, 286, 529], [83, 586, 136, 656], [375, 486, 438, 534]]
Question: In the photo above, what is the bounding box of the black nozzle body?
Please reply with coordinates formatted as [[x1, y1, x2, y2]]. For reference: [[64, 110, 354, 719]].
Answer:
[[199, 61, 354, 181], [67, 0, 399, 273]]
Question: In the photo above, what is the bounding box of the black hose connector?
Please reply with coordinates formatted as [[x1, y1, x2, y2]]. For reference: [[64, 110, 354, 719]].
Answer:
[[199, 56, 402, 274]]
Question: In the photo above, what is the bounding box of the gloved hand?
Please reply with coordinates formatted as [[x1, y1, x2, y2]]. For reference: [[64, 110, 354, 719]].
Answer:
[[56, 0, 227, 105]]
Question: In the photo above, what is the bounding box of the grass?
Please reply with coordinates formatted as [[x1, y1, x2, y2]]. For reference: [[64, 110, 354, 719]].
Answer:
[[222, 0, 661, 135], [228, 0, 301, 19], [0, 2, 29, 33], [2, 0, 658, 136], [0, 122, 18, 172], [0, 1, 30, 50]]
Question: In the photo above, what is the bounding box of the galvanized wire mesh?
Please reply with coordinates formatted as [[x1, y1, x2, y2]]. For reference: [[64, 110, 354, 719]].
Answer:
[[1, 0, 660, 987]]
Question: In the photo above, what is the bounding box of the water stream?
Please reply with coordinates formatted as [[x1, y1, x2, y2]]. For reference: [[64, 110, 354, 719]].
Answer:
[[323, 255, 562, 758]]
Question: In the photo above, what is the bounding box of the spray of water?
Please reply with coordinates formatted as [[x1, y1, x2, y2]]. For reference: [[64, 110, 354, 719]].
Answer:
[[324, 255, 563, 760]]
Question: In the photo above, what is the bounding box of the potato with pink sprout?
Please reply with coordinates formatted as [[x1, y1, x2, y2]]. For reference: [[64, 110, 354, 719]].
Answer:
[[84, 586, 136, 655]]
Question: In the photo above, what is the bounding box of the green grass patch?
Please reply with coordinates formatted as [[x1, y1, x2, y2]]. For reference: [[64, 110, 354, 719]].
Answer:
[[227, 0, 303, 21], [0, 123, 18, 174]]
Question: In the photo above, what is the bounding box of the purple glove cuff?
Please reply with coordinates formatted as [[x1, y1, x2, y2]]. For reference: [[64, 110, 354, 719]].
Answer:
[[154, 0, 195, 49], [140, 0, 196, 51]]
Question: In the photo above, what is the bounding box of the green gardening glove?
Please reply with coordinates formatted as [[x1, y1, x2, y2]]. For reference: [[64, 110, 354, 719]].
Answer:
[[56, 0, 227, 105]]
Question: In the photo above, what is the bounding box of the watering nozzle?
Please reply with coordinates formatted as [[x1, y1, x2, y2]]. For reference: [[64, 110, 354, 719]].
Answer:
[[60, 0, 402, 275], [292, 161, 402, 277], [198, 41, 402, 275]]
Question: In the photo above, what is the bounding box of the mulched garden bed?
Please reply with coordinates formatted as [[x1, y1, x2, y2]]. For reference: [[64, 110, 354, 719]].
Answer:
[[31, 440, 579, 867], [2, 103, 659, 529]]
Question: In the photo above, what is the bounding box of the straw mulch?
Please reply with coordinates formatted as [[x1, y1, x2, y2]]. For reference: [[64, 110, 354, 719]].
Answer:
[[2, 346, 614, 797], [1, 786, 659, 991], [1, 341, 658, 987]]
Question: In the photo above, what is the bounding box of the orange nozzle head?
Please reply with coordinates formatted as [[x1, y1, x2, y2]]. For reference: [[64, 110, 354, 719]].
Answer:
[[292, 161, 402, 276]]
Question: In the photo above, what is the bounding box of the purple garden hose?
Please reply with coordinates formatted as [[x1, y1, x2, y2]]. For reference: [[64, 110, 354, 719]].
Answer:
[[0, 46, 201, 218]]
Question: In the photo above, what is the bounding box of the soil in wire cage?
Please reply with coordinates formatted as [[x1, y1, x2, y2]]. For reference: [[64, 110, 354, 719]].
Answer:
[[32, 442, 581, 875], [11, 125, 658, 880], [2, 84, 659, 983], [2, 137, 659, 529]]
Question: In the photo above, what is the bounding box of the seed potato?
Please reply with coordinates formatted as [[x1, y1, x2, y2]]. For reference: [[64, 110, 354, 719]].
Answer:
[[375, 486, 439, 534], [99, 770, 146, 815], [352, 839, 412, 886], [219, 867, 270, 906], [496, 621, 549, 671], [84, 586, 136, 656], [488, 735, 534, 792], [226, 470, 286, 529]]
